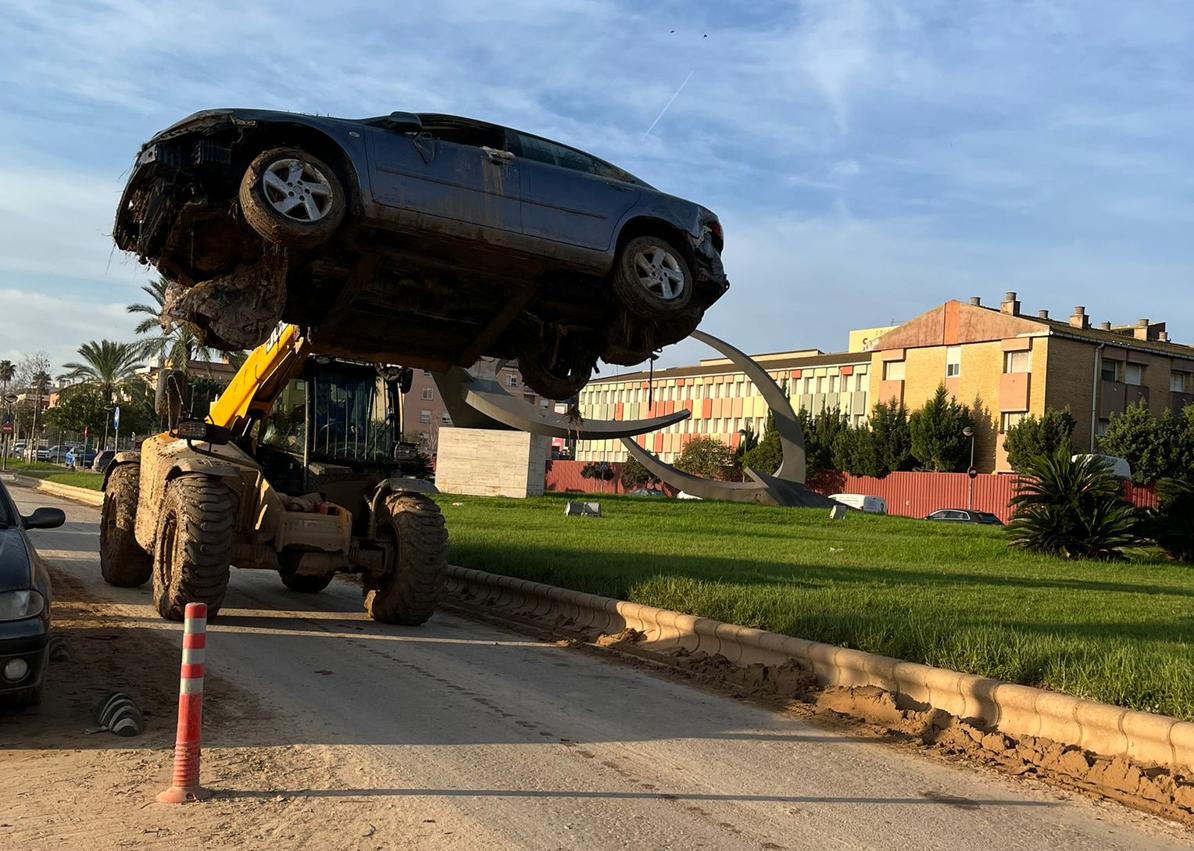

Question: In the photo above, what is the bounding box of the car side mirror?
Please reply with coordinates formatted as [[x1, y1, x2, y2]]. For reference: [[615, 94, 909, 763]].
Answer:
[[384, 112, 422, 133], [23, 507, 65, 530]]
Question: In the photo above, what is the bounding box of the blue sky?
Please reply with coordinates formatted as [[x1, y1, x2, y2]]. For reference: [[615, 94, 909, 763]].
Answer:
[[2, 0, 1193, 372]]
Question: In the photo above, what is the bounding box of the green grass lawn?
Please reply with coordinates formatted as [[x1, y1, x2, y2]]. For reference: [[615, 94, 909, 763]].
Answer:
[[435, 493, 1194, 720], [5, 460, 104, 490]]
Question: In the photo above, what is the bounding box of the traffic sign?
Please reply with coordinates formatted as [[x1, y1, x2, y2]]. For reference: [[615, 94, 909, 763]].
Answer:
[[1, 422, 11, 435], [967, 466, 978, 479], [113, 406, 121, 430]]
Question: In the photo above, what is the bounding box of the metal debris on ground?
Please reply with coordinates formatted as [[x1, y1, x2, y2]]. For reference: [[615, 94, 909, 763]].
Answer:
[[565, 501, 602, 518], [91, 692, 145, 737]]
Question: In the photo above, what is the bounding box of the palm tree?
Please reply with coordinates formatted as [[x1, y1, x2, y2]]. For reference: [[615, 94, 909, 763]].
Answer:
[[0, 360, 14, 395], [62, 340, 142, 404]]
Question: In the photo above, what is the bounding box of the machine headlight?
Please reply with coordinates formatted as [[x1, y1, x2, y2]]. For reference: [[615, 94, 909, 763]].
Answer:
[[0, 590, 45, 621]]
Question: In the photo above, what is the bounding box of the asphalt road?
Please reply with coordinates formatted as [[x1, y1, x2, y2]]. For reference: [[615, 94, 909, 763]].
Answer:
[[11, 486, 1193, 850]]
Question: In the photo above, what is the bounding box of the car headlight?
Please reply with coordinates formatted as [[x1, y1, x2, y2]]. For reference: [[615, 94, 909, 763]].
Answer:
[[0, 590, 45, 621]]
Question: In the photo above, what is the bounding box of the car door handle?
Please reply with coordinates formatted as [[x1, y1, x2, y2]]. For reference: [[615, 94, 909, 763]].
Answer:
[[482, 147, 514, 163]]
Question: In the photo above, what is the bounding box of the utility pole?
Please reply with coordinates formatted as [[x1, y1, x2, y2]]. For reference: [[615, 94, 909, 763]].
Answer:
[[963, 426, 976, 510]]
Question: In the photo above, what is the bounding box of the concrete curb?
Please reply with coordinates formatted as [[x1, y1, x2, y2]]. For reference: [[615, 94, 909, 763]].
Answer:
[[444, 565, 1194, 775], [27, 478, 104, 507]]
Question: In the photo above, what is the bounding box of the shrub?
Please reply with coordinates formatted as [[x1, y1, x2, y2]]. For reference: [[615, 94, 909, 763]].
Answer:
[[741, 411, 783, 474], [1099, 403, 1194, 484], [1003, 408, 1076, 472], [619, 455, 659, 489], [909, 385, 974, 472], [1149, 475, 1194, 562], [673, 436, 737, 481], [831, 423, 883, 478], [1008, 448, 1140, 560]]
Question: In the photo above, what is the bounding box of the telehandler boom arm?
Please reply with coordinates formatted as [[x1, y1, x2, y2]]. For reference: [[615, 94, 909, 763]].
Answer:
[[207, 324, 310, 435]]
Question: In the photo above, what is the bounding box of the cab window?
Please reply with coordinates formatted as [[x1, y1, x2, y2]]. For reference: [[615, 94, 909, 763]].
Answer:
[[260, 379, 307, 453]]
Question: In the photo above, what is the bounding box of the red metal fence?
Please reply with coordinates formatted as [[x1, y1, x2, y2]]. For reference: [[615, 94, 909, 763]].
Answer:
[[545, 461, 1158, 522]]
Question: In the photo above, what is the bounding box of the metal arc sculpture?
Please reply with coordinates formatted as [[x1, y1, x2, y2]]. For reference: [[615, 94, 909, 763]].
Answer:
[[619, 330, 832, 508], [431, 367, 691, 440]]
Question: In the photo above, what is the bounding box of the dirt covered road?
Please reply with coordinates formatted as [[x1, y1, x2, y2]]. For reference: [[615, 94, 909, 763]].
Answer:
[[2, 486, 1191, 850]]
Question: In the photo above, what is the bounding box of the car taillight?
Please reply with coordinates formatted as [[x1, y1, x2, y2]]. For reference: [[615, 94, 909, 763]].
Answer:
[[707, 220, 724, 252]]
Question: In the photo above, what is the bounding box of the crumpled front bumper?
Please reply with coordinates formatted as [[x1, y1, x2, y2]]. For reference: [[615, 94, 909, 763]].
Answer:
[[689, 230, 730, 304]]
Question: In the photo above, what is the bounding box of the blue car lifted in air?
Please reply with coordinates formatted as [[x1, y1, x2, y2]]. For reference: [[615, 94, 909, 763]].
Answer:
[[114, 109, 729, 398]]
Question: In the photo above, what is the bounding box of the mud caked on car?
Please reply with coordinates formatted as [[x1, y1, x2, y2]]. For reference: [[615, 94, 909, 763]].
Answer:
[[114, 109, 729, 398]]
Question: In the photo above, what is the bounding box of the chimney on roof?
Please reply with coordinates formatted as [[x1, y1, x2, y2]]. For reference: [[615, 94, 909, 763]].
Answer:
[[1159, 330, 1170, 342], [1000, 291, 1020, 316], [1134, 319, 1150, 341], [1099, 321, 1112, 330], [1069, 306, 1089, 329], [968, 296, 982, 306], [1037, 309, 1049, 320]]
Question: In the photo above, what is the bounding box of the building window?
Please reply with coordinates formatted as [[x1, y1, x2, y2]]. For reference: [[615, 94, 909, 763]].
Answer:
[[441, 412, 452, 425], [1172, 371, 1192, 393], [829, 376, 839, 393], [883, 360, 905, 381], [419, 409, 431, 424], [421, 387, 434, 401], [1123, 363, 1144, 386], [505, 374, 518, 387], [816, 376, 825, 394], [946, 346, 961, 378], [1101, 361, 1120, 382], [1003, 350, 1031, 374], [1096, 418, 1111, 437], [1000, 411, 1026, 433]]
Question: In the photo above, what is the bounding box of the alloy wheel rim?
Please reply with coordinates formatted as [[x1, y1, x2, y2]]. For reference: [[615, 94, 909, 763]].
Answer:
[[632, 247, 686, 301], [262, 158, 334, 222]]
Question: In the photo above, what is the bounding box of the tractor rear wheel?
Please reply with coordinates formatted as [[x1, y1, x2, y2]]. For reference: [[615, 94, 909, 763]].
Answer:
[[99, 465, 152, 587], [364, 494, 447, 625], [151, 476, 235, 621]]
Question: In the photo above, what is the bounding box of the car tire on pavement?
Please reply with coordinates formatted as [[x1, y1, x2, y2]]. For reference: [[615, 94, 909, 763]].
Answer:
[[612, 235, 693, 316], [239, 146, 347, 248]]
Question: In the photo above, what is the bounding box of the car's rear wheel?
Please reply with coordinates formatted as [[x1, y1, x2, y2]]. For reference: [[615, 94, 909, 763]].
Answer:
[[518, 333, 601, 400], [612, 235, 693, 316], [239, 147, 346, 248]]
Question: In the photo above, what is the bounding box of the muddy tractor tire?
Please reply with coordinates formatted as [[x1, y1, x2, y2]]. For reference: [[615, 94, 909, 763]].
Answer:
[[612, 235, 693, 316], [239, 146, 346, 248], [151, 476, 236, 621], [364, 494, 448, 626], [99, 465, 153, 588]]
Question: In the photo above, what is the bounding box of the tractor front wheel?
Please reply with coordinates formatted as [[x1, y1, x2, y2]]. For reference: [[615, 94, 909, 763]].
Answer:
[[364, 494, 448, 626], [152, 476, 235, 621]]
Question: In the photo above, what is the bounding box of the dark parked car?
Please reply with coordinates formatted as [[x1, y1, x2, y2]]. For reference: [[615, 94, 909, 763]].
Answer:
[[925, 509, 1004, 526], [0, 480, 65, 707], [114, 109, 729, 398]]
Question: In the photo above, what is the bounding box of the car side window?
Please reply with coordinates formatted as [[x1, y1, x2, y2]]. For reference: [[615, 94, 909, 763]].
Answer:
[[513, 133, 595, 175], [423, 121, 505, 150]]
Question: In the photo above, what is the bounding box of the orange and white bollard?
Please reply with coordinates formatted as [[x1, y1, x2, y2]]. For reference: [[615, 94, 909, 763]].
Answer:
[[157, 602, 211, 804]]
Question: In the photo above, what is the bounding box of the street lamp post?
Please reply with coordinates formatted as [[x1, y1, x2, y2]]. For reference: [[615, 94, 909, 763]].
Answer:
[[1, 393, 17, 471], [963, 426, 976, 510]]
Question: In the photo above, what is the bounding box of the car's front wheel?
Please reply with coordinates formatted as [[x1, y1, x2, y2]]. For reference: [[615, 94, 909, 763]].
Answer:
[[612, 235, 693, 317], [239, 146, 347, 248], [518, 333, 601, 400]]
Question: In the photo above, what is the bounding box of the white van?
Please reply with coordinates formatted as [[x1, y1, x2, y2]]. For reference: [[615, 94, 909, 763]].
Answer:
[[828, 494, 888, 515], [1071, 454, 1132, 480]]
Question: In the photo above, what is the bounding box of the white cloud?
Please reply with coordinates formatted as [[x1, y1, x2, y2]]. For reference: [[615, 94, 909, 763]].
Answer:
[[0, 288, 141, 369]]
